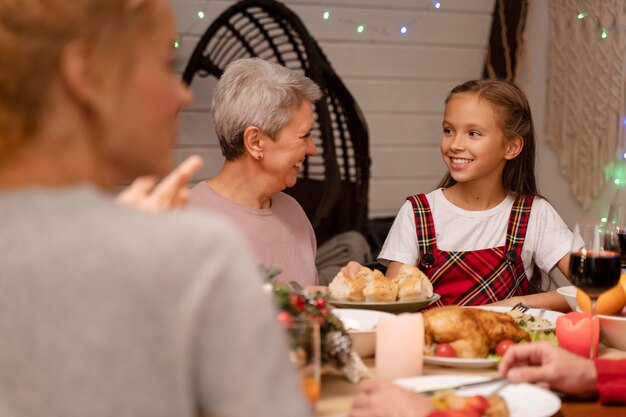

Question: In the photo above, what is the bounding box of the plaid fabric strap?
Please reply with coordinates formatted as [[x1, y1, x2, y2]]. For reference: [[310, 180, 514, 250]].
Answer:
[[408, 193, 533, 306], [505, 194, 535, 260], [406, 194, 438, 269], [499, 194, 535, 298]]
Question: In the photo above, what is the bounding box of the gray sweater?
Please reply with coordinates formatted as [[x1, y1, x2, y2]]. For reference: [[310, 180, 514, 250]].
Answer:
[[0, 186, 311, 417]]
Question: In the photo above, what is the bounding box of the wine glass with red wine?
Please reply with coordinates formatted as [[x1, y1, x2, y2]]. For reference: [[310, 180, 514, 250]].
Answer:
[[569, 223, 621, 359], [608, 203, 626, 272]]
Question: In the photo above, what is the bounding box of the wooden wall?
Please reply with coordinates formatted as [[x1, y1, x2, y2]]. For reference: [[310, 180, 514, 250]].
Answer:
[[169, 0, 495, 218]]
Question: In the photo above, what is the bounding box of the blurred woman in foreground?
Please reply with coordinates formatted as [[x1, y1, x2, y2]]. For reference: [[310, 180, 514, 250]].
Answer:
[[0, 1, 310, 416], [189, 58, 322, 286]]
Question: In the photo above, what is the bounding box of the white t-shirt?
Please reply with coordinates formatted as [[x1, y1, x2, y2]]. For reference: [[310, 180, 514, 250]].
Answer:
[[379, 189, 577, 279]]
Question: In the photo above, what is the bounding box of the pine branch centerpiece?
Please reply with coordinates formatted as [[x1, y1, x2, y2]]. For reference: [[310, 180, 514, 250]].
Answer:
[[272, 281, 368, 383]]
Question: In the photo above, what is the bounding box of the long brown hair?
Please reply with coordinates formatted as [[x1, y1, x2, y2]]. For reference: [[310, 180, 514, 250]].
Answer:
[[437, 79, 546, 292], [437, 79, 538, 196]]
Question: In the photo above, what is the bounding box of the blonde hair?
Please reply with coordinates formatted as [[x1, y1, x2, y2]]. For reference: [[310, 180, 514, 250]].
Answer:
[[0, 0, 157, 164]]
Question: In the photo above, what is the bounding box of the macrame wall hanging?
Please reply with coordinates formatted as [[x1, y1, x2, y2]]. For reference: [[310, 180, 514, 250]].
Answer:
[[546, 0, 626, 209]]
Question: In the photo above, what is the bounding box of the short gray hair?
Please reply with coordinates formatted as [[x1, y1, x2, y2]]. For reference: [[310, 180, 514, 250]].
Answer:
[[212, 58, 322, 160]]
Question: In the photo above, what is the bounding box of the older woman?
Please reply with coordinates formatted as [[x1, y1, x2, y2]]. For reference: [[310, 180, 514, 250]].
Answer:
[[0, 1, 310, 416], [189, 58, 322, 286]]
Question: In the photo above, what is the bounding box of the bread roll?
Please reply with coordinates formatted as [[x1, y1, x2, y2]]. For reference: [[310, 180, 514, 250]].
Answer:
[[363, 270, 399, 302], [392, 264, 433, 301], [328, 266, 373, 301]]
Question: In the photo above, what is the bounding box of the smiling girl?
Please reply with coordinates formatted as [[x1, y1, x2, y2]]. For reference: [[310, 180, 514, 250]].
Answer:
[[378, 79, 579, 310]]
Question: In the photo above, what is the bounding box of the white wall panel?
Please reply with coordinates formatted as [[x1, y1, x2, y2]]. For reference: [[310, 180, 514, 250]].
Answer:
[[174, 35, 201, 73], [369, 179, 442, 217], [371, 148, 446, 178], [367, 114, 442, 146], [285, 0, 493, 13], [345, 79, 459, 113], [320, 43, 485, 79], [172, 1, 493, 44], [186, 76, 217, 111], [172, 148, 224, 180], [172, 1, 233, 36], [290, 4, 492, 46], [179, 111, 217, 147]]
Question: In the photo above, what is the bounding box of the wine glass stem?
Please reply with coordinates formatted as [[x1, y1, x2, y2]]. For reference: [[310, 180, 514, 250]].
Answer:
[[590, 297, 597, 360]]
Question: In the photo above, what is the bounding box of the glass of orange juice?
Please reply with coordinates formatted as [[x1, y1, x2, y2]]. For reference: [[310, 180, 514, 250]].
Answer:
[[284, 317, 321, 406]]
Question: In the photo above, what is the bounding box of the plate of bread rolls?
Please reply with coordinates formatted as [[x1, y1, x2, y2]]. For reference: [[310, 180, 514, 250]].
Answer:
[[327, 263, 440, 313]]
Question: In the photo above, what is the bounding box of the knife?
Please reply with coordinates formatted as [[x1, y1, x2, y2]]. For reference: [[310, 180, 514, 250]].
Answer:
[[415, 377, 508, 396]]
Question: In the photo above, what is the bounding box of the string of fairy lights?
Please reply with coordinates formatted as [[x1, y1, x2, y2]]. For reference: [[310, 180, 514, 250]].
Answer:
[[576, 10, 620, 39], [174, 0, 444, 49], [574, 0, 626, 41], [318, 0, 442, 36], [175, 0, 625, 44]]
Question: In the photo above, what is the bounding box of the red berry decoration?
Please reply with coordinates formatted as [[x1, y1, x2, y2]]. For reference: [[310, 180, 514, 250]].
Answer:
[[277, 311, 293, 326], [315, 298, 327, 308], [289, 293, 305, 312]]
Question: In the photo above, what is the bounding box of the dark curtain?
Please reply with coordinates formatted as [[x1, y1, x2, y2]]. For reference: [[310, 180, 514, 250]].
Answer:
[[483, 0, 529, 81]]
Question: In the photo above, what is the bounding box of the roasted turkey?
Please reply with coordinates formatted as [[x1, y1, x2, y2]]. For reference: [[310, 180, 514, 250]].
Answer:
[[423, 306, 531, 358]]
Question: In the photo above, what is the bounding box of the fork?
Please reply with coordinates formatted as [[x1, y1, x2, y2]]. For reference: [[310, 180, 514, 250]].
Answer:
[[510, 302, 530, 314], [485, 379, 511, 396], [418, 377, 508, 395], [289, 280, 305, 293]]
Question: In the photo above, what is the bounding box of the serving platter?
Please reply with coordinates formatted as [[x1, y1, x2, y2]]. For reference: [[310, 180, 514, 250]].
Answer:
[[329, 293, 440, 313]]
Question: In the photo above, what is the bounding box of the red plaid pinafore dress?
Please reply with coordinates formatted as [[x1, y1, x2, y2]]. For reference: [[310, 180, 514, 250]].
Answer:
[[408, 193, 533, 306]]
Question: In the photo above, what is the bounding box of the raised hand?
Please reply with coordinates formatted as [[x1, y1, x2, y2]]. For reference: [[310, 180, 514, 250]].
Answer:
[[341, 261, 365, 278], [116, 155, 203, 213]]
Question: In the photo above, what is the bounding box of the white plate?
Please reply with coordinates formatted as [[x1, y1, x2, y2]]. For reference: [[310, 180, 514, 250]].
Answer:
[[423, 356, 498, 368], [423, 306, 563, 368], [395, 375, 561, 417], [331, 308, 396, 331], [329, 293, 440, 313], [470, 305, 563, 329]]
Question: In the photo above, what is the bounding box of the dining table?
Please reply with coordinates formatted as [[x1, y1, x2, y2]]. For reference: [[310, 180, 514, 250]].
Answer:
[[316, 347, 626, 417]]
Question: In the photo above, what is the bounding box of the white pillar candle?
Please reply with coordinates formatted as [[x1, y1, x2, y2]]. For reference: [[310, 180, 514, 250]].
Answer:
[[375, 313, 424, 380]]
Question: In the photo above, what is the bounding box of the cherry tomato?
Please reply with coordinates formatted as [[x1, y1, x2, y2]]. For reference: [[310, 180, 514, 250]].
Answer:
[[435, 343, 457, 358], [315, 298, 327, 309], [464, 395, 489, 414], [495, 339, 515, 357]]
